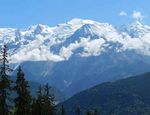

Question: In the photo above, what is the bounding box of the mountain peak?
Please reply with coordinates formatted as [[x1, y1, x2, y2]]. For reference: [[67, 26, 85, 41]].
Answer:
[[67, 18, 96, 26], [128, 21, 146, 29], [73, 24, 99, 37], [28, 24, 48, 29], [67, 18, 83, 24], [120, 21, 150, 38], [26, 24, 52, 35]]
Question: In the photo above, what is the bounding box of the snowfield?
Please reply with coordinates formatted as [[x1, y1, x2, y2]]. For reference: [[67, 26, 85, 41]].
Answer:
[[0, 18, 150, 63]]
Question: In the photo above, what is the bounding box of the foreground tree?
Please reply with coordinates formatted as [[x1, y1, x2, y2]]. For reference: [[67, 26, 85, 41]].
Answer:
[[76, 106, 81, 115], [86, 110, 93, 115], [14, 66, 31, 115], [93, 109, 98, 115], [31, 85, 43, 115], [60, 105, 66, 115], [42, 83, 55, 115], [0, 45, 12, 115]]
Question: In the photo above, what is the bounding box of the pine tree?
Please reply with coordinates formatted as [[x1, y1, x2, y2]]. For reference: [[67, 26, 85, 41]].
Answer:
[[75, 106, 81, 115], [30, 97, 36, 115], [60, 105, 65, 115], [93, 109, 98, 115], [14, 66, 31, 115], [42, 83, 55, 115], [31, 85, 43, 115], [0, 44, 12, 115], [86, 110, 93, 115]]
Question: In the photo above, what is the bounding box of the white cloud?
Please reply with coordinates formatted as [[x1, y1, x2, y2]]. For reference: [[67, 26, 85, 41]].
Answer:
[[119, 11, 127, 16], [59, 41, 80, 60], [59, 37, 106, 59], [81, 38, 105, 57], [10, 35, 64, 63], [132, 11, 144, 20]]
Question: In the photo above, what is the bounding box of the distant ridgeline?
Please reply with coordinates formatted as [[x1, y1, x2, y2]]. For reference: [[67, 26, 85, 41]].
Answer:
[[58, 72, 150, 115]]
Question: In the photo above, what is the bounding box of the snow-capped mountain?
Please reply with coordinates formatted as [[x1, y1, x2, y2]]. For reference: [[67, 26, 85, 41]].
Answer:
[[1, 18, 150, 63], [121, 21, 150, 38], [1, 18, 150, 96]]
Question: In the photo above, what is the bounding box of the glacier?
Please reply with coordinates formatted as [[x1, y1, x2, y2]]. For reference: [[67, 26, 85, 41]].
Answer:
[[0, 18, 150, 63]]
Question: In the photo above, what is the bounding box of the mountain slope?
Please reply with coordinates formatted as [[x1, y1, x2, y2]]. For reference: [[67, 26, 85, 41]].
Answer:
[[59, 72, 150, 115], [1, 18, 150, 96]]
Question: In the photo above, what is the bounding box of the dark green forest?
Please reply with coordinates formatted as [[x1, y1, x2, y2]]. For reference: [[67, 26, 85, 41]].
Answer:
[[59, 72, 150, 115], [0, 45, 56, 115]]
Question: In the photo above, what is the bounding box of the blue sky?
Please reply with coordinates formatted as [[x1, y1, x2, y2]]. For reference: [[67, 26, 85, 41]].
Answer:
[[0, 0, 149, 28]]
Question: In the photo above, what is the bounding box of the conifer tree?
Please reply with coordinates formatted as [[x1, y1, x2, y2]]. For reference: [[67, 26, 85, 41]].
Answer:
[[86, 110, 93, 115], [60, 105, 65, 115], [76, 106, 81, 115], [93, 109, 98, 115], [42, 83, 55, 115], [31, 97, 36, 115], [14, 66, 31, 115], [0, 44, 12, 115], [31, 85, 43, 115]]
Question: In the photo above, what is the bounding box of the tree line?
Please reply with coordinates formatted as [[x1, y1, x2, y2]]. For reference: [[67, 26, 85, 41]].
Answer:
[[60, 105, 98, 115], [0, 45, 98, 115], [0, 45, 55, 115]]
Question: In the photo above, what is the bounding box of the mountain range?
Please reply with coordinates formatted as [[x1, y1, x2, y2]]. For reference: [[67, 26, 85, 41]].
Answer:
[[1, 18, 150, 96]]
